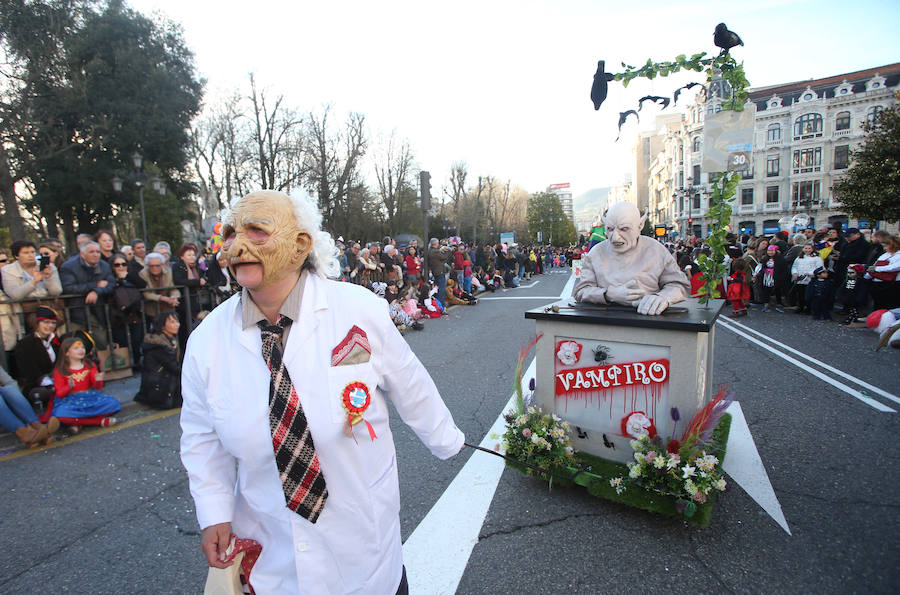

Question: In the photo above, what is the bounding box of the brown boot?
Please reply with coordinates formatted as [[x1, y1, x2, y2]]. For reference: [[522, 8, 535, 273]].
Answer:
[[31, 419, 59, 446], [15, 425, 39, 447]]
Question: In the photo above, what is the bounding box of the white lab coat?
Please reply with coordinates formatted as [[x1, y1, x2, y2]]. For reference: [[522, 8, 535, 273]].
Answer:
[[180, 272, 465, 594]]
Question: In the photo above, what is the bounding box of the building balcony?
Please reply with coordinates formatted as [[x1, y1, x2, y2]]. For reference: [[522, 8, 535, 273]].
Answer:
[[766, 138, 782, 147], [737, 204, 756, 214], [764, 202, 783, 212], [833, 129, 851, 137]]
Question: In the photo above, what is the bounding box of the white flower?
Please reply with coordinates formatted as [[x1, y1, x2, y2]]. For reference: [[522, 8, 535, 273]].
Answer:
[[696, 453, 719, 472], [552, 413, 562, 422], [565, 446, 574, 455], [684, 479, 698, 496], [633, 452, 645, 463], [527, 406, 536, 414], [609, 477, 625, 494], [681, 464, 696, 479], [561, 421, 571, 431], [653, 456, 667, 469], [629, 439, 642, 450], [713, 478, 727, 492], [556, 341, 581, 365], [666, 455, 680, 470], [629, 465, 642, 479]]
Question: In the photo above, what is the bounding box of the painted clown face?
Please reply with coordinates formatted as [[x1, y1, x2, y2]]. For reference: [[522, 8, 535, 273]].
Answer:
[[221, 191, 312, 290], [603, 203, 646, 254]]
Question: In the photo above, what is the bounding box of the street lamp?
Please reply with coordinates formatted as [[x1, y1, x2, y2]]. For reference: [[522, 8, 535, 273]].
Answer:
[[112, 151, 164, 246]]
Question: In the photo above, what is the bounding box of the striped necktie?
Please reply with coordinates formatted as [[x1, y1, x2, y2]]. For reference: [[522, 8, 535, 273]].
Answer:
[[258, 316, 327, 522]]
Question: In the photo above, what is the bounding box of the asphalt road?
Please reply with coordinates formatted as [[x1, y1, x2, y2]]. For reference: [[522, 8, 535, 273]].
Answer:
[[1, 269, 897, 594]]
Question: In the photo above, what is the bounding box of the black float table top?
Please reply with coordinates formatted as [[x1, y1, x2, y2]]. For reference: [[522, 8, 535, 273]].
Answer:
[[525, 298, 724, 333]]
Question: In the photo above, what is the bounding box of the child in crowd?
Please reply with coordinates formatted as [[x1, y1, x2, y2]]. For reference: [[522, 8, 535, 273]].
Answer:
[[491, 269, 504, 291], [463, 262, 473, 294], [445, 278, 477, 306], [402, 286, 425, 321], [726, 259, 751, 317], [422, 284, 445, 318], [839, 264, 869, 325], [806, 267, 835, 321], [51, 336, 121, 432]]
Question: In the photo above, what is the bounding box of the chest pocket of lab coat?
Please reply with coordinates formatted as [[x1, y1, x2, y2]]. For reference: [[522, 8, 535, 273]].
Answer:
[[326, 362, 380, 425]]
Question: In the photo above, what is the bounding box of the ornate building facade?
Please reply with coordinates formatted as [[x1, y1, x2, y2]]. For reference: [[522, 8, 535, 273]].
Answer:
[[638, 63, 899, 239]]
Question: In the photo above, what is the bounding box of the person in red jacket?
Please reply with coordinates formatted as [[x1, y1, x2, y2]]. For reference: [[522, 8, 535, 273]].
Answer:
[[50, 337, 120, 432]]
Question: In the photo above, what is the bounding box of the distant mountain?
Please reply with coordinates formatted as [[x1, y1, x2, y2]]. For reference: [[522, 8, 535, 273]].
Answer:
[[574, 187, 611, 220]]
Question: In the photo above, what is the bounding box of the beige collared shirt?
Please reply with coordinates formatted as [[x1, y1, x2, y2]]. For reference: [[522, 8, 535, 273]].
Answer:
[[240, 271, 307, 345]]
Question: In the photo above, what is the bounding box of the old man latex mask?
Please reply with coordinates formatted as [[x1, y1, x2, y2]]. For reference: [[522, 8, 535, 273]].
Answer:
[[220, 190, 312, 290], [574, 202, 689, 315]]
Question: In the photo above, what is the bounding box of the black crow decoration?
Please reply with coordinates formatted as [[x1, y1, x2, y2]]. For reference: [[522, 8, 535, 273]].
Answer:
[[673, 82, 705, 105], [590, 60, 614, 110], [714, 23, 743, 53], [616, 110, 639, 141], [638, 95, 670, 111]]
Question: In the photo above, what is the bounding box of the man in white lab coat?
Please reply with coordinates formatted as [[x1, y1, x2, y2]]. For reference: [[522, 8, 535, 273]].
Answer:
[[180, 190, 465, 593]]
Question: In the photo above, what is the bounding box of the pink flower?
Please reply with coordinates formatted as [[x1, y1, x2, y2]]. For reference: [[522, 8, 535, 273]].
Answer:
[[645, 451, 657, 462], [522, 428, 532, 438], [692, 491, 707, 504]]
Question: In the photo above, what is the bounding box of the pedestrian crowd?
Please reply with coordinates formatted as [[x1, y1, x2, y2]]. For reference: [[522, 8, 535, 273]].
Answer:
[[333, 235, 574, 331], [0, 227, 577, 449], [0, 231, 236, 447], [668, 225, 899, 322]]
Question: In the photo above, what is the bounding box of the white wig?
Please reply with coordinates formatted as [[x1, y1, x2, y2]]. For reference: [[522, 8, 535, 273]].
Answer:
[[223, 189, 340, 279]]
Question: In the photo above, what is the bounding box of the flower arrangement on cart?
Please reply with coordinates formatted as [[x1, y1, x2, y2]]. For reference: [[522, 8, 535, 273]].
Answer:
[[496, 335, 732, 527]]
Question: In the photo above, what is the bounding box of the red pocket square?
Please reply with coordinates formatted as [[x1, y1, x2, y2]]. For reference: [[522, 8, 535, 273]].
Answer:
[[331, 325, 371, 366]]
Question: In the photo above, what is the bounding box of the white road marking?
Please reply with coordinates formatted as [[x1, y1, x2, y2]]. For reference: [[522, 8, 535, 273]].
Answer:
[[717, 318, 895, 413], [722, 317, 900, 405], [403, 360, 535, 595], [723, 401, 791, 535], [403, 272, 573, 593]]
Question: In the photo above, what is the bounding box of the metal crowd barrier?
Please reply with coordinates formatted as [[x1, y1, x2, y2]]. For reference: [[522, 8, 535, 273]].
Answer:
[[0, 285, 234, 371]]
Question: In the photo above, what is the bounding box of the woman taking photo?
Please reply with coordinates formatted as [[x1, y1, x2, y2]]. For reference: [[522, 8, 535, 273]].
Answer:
[[1, 240, 62, 302]]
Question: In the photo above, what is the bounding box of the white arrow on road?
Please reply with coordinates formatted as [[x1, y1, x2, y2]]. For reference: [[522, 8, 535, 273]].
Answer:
[[723, 400, 791, 535]]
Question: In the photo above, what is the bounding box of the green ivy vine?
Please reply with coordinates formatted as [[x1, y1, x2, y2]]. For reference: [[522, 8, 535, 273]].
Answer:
[[611, 49, 749, 305]]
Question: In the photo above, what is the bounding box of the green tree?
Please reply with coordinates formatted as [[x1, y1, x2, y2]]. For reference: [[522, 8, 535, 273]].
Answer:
[[1, 0, 203, 247], [833, 101, 900, 223], [527, 192, 573, 245]]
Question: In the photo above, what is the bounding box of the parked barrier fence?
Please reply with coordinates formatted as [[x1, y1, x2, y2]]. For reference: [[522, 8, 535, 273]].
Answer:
[[0, 285, 233, 372]]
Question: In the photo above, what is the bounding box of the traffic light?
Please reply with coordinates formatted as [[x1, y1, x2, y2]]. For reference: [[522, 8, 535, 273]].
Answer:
[[688, 218, 693, 223], [419, 171, 431, 211]]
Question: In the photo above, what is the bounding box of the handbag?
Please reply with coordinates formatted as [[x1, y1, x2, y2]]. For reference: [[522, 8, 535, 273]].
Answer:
[[139, 366, 181, 409], [97, 344, 133, 380]]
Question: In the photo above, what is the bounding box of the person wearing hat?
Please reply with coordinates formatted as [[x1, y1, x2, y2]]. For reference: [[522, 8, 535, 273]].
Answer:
[[806, 266, 836, 320], [14, 306, 62, 411], [834, 227, 870, 288], [50, 335, 120, 431]]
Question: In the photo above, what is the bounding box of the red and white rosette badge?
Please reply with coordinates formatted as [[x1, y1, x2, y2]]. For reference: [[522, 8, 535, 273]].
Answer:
[[556, 340, 582, 366], [342, 381, 377, 442], [621, 411, 657, 439]]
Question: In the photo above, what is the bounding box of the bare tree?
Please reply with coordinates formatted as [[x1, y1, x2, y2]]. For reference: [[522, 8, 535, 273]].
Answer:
[[304, 106, 366, 234], [247, 74, 305, 192], [445, 161, 467, 236], [373, 130, 414, 236]]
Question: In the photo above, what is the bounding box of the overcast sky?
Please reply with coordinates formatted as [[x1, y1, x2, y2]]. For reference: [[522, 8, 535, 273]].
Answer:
[[130, 0, 900, 197]]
